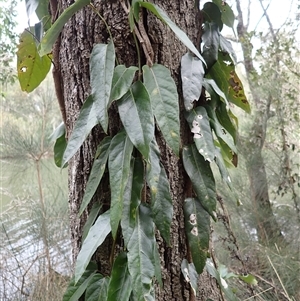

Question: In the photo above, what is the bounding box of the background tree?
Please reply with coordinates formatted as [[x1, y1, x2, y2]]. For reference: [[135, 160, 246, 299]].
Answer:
[[0, 0, 18, 88], [0, 78, 71, 300]]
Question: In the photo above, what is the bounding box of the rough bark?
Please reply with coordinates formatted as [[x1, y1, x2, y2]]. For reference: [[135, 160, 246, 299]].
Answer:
[[51, 0, 222, 299]]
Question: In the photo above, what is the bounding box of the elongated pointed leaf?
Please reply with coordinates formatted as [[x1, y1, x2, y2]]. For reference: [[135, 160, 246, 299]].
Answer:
[[212, 0, 235, 29], [63, 262, 97, 301], [146, 140, 172, 244], [53, 125, 68, 168], [90, 42, 115, 133], [140, 2, 205, 63], [82, 203, 102, 241], [39, 0, 90, 56], [184, 198, 210, 274], [214, 147, 234, 188], [203, 78, 229, 107], [215, 154, 239, 202], [208, 52, 250, 113], [85, 275, 109, 301], [219, 35, 236, 62], [181, 259, 198, 296], [75, 210, 111, 283], [205, 105, 237, 153], [79, 137, 111, 215], [108, 130, 133, 238], [202, 2, 223, 31], [121, 158, 143, 247], [202, 22, 220, 69], [118, 81, 154, 159], [185, 107, 216, 162], [62, 95, 97, 167], [181, 52, 205, 111], [127, 204, 156, 300], [206, 259, 239, 301], [110, 65, 138, 103], [35, 1, 51, 31], [143, 64, 180, 156], [215, 100, 237, 141], [107, 252, 132, 301], [182, 144, 216, 217], [216, 138, 237, 167], [17, 29, 51, 92]]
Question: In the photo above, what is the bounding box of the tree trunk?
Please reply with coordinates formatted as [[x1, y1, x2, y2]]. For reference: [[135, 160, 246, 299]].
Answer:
[[52, 0, 222, 299], [235, 0, 284, 245]]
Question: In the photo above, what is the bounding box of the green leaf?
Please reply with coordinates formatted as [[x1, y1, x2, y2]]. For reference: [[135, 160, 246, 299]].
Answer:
[[107, 252, 132, 301], [35, 0, 51, 31], [110, 65, 138, 103], [85, 274, 109, 301], [51, 123, 67, 168], [79, 137, 112, 215], [203, 78, 229, 107], [214, 147, 234, 189], [34, 21, 44, 44], [181, 52, 205, 111], [118, 81, 154, 159], [39, 0, 91, 56], [201, 2, 223, 31], [90, 42, 115, 133], [185, 107, 216, 163], [129, 0, 140, 31], [121, 158, 144, 247], [63, 263, 97, 301], [206, 259, 239, 301], [54, 131, 68, 168], [108, 130, 133, 238], [183, 198, 210, 274], [140, 2, 205, 63], [239, 274, 258, 285], [216, 139, 237, 168], [212, 0, 235, 29], [49, 122, 65, 142], [17, 29, 51, 92], [143, 64, 180, 156], [75, 210, 111, 283], [82, 203, 102, 241], [127, 204, 156, 300], [146, 140, 172, 245], [208, 52, 250, 113], [215, 100, 237, 142], [202, 22, 220, 69], [205, 105, 237, 153], [219, 35, 236, 62], [182, 144, 216, 218], [181, 259, 198, 296], [62, 95, 97, 167]]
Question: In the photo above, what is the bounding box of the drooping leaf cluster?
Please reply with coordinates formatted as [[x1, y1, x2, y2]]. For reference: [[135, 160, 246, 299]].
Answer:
[[16, 0, 251, 299]]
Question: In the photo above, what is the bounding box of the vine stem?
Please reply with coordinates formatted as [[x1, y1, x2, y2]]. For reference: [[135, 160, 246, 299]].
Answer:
[[89, 3, 119, 65], [119, 0, 154, 67]]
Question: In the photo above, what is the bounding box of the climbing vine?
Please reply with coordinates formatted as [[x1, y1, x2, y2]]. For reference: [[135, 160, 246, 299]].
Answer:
[[17, 0, 254, 300]]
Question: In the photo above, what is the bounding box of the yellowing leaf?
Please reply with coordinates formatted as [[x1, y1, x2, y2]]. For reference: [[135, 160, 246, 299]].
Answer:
[[17, 29, 51, 92], [208, 52, 250, 113]]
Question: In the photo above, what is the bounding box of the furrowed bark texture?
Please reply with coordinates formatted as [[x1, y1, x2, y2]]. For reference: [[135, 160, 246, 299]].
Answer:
[[53, 0, 221, 299]]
